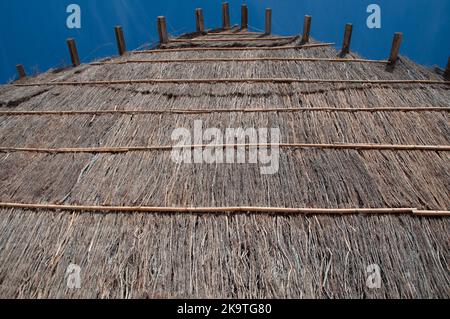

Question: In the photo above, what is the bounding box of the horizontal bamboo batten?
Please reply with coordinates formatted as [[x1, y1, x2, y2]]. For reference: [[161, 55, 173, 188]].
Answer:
[[92, 57, 389, 66], [12, 78, 450, 87], [0, 107, 449, 117], [0, 202, 448, 217], [133, 43, 335, 54], [1, 143, 449, 154], [170, 36, 296, 42], [205, 31, 263, 36]]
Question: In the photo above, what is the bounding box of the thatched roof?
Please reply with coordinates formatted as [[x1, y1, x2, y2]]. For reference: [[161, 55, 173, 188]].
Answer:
[[0, 25, 449, 298]]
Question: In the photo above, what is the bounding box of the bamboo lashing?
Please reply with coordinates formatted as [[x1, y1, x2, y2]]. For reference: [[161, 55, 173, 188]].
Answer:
[[0, 107, 448, 117], [133, 43, 335, 54], [1, 143, 449, 154], [12, 78, 450, 87], [0, 202, 448, 217], [91, 57, 389, 66]]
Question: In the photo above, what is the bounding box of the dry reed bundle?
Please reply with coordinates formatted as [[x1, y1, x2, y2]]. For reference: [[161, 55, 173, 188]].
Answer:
[[0, 209, 448, 298], [0, 31, 449, 299]]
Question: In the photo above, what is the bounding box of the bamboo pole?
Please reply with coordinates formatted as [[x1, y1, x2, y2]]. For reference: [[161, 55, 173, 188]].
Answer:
[[414, 210, 450, 217], [132, 43, 335, 54], [265, 8, 272, 35], [206, 32, 259, 36], [208, 31, 262, 36], [444, 56, 450, 80], [195, 8, 205, 33], [388, 32, 403, 64], [341, 24, 353, 55], [157, 16, 169, 44], [1, 143, 449, 154], [91, 57, 388, 66], [15, 64, 26, 79], [302, 15, 312, 43], [114, 26, 126, 56], [171, 36, 294, 43], [1, 107, 448, 117], [12, 78, 450, 87], [0, 202, 448, 216], [241, 4, 248, 30], [222, 2, 230, 30], [66, 38, 80, 67]]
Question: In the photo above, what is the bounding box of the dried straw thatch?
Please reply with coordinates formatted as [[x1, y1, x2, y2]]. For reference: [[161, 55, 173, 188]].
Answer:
[[0, 26, 449, 298]]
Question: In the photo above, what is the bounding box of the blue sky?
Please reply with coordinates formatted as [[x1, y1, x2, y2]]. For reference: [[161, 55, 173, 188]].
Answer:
[[0, 0, 449, 83]]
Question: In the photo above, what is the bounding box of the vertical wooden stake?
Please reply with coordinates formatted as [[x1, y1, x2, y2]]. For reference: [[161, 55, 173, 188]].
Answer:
[[222, 2, 230, 30], [341, 23, 353, 55], [241, 4, 248, 30], [388, 32, 403, 64], [115, 26, 126, 56], [16, 64, 26, 79], [265, 8, 272, 35], [157, 16, 169, 44], [195, 8, 205, 33], [444, 57, 450, 80], [302, 15, 312, 43], [66, 38, 80, 67]]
